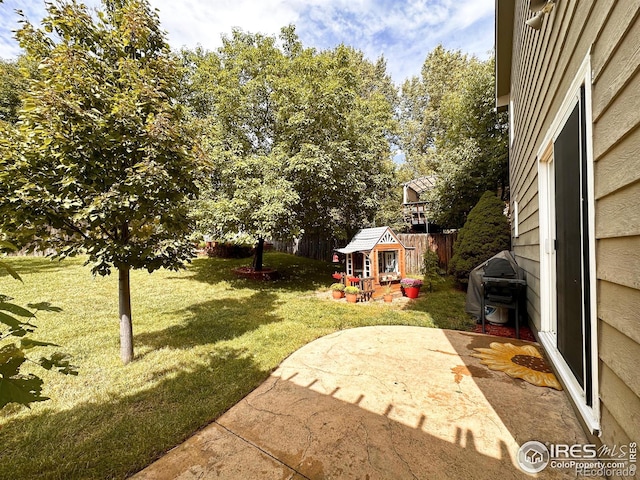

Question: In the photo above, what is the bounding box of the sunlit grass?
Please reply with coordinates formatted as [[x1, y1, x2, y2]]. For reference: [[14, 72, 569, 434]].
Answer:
[[0, 252, 472, 479]]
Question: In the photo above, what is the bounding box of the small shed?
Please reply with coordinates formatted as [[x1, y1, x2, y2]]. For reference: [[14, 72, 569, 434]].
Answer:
[[336, 226, 408, 286]]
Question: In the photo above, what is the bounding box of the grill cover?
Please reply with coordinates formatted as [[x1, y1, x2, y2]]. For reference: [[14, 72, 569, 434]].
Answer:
[[484, 257, 517, 278], [465, 251, 525, 319]]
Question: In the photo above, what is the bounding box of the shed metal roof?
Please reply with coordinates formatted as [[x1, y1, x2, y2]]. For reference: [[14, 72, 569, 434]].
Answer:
[[336, 226, 402, 254]]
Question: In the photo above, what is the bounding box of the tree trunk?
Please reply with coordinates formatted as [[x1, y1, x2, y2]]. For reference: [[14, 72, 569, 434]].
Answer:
[[118, 265, 134, 364], [254, 238, 264, 271]]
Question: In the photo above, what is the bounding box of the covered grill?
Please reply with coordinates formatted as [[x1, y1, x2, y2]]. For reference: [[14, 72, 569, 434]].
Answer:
[[480, 256, 527, 339], [465, 251, 527, 339]]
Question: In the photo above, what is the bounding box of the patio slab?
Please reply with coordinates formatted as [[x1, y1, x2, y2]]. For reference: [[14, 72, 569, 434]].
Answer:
[[132, 326, 599, 479]]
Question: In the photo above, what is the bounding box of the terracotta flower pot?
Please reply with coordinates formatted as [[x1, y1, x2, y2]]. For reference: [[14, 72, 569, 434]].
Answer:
[[404, 286, 421, 299], [346, 293, 358, 303], [332, 290, 345, 299], [383, 294, 393, 303]]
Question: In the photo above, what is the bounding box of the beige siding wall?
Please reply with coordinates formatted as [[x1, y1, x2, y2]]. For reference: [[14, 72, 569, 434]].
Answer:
[[509, 0, 640, 445]]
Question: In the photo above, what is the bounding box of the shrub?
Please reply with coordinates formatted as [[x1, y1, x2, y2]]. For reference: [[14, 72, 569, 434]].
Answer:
[[449, 191, 511, 285], [344, 286, 360, 295], [421, 248, 444, 291], [205, 242, 254, 259], [330, 283, 346, 291]]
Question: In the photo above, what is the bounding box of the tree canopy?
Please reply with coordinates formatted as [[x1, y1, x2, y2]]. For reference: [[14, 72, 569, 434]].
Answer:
[[0, 59, 29, 125], [0, 0, 201, 363], [449, 191, 511, 284], [398, 46, 508, 228], [185, 27, 397, 267]]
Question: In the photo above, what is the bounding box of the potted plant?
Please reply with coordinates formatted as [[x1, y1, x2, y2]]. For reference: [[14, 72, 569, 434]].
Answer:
[[383, 281, 393, 303], [400, 278, 423, 299], [345, 285, 360, 303], [332, 272, 343, 281], [347, 276, 360, 285], [330, 282, 346, 299]]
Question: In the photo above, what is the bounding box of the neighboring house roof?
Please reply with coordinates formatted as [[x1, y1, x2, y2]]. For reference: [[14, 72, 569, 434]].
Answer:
[[404, 175, 437, 195], [336, 226, 404, 254]]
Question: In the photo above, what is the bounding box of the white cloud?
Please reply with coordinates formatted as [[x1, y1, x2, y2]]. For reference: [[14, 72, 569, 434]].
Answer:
[[150, 0, 301, 49], [0, 0, 495, 83], [290, 0, 494, 80], [0, 0, 47, 59]]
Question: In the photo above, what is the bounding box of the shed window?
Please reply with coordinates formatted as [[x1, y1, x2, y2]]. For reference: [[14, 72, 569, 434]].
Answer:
[[378, 251, 398, 273], [354, 253, 363, 273]]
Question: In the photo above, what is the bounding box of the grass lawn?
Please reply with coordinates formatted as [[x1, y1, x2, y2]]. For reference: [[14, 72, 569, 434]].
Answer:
[[0, 252, 473, 479]]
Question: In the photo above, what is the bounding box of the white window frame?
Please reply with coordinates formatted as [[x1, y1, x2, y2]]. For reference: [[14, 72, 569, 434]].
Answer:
[[513, 196, 519, 238], [509, 98, 515, 148], [364, 254, 371, 278], [385, 251, 398, 273], [536, 52, 599, 434]]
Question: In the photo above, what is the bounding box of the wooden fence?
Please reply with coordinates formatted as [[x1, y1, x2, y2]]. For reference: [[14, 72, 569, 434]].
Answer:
[[272, 232, 457, 274], [270, 235, 336, 262], [397, 233, 457, 274]]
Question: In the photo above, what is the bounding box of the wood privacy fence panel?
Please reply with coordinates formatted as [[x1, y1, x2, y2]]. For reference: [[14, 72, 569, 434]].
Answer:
[[297, 236, 334, 262], [270, 239, 297, 256], [272, 232, 457, 273], [271, 235, 336, 262], [397, 233, 457, 274]]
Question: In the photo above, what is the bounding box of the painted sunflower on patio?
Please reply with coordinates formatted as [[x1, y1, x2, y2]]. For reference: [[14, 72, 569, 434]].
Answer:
[[471, 342, 562, 390]]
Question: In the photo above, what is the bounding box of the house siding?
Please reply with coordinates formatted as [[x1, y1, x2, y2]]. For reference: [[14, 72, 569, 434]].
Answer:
[[508, 0, 640, 446]]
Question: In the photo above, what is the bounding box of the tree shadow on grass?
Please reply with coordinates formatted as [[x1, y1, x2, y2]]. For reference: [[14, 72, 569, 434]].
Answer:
[[180, 256, 248, 284], [184, 253, 338, 294], [135, 291, 283, 353], [0, 256, 77, 277], [0, 346, 269, 480]]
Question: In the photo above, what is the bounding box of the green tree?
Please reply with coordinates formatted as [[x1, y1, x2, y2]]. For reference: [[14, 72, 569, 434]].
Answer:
[[398, 46, 469, 177], [398, 46, 508, 228], [0, 59, 28, 125], [279, 43, 397, 240], [0, 0, 200, 364], [373, 181, 406, 232], [449, 191, 511, 285], [188, 28, 397, 267], [187, 29, 299, 270], [397, 76, 430, 177]]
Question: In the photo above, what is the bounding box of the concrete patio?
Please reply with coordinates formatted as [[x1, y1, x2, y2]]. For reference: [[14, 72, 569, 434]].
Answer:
[[132, 326, 597, 479]]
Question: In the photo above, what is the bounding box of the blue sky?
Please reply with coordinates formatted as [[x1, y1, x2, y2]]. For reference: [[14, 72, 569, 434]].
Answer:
[[0, 0, 495, 84]]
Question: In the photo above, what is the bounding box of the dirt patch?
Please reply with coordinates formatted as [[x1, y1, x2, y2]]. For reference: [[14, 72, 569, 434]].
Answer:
[[232, 267, 280, 281], [315, 289, 412, 306]]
